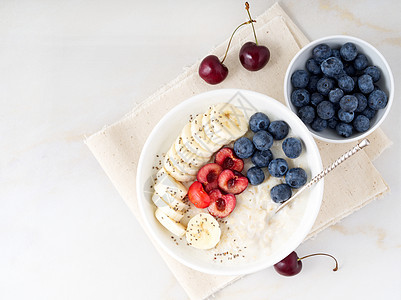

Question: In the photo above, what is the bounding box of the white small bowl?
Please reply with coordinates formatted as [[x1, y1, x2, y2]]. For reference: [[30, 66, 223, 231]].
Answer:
[[284, 35, 394, 143], [137, 89, 324, 275]]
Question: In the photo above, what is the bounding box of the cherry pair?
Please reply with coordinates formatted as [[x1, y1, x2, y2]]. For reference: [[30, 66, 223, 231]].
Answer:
[[199, 2, 270, 85]]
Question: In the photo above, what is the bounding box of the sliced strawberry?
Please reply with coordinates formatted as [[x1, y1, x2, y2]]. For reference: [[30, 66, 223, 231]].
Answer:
[[197, 163, 223, 193], [188, 181, 211, 208], [207, 189, 236, 218], [218, 169, 248, 194], [215, 147, 244, 172]]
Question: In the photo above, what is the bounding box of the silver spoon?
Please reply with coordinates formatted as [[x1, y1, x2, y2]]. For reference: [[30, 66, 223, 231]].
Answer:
[[274, 138, 370, 215]]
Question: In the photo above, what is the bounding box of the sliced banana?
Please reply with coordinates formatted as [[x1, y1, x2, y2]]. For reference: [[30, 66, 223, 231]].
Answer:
[[166, 145, 198, 176], [174, 136, 210, 168], [152, 192, 188, 213], [186, 213, 221, 250], [155, 208, 186, 237], [180, 123, 211, 158], [209, 104, 248, 141], [191, 114, 222, 153], [154, 168, 187, 200], [164, 157, 196, 182], [152, 193, 184, 221], [202, 108, 231, 145]]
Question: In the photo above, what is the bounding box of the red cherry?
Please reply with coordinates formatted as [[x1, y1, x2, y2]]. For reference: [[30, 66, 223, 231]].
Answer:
[[199, 55, 228, 85], [207, 189, 236, 218], [217, 169, 248, 194], [196, 163, 223, 193], [188, 181, 211, 208], [215, 147, 244, 172], [274, 251, 339, 277], [239, 42, 270, 71]]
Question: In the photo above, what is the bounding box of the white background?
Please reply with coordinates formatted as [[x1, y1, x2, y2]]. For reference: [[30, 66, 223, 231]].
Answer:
[[1, 0, 400, 299]]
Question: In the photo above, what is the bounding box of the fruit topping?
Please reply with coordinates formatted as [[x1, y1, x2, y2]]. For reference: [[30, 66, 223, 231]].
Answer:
[[246, 166, 265, 185], [196, 163, 223, 193], [233, 137, 255, 158], [285, 168, 307, 188], [207, 189, 236, 218], [251, 149, 273, 168], [268, 158, 288, 177], [282, 137, 302, 159], [215, 147, 244, 172], [188, 181, 211, 208], [186, 213, 221, 249], [249, 112, 270, 132], [218, 169, 248, 194], [267, 120, 289, 140], [252, 130, 274, 151], [270, 183, 292, 203]]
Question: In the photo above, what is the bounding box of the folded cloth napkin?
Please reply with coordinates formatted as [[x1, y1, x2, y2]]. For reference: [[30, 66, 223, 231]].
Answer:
[[86, 3, 391, 299]]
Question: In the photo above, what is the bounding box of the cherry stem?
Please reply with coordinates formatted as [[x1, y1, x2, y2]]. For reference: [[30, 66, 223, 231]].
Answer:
[[297, 253, 339, 272], [245, 2, 258, 45], [221, 20, 256, 64]]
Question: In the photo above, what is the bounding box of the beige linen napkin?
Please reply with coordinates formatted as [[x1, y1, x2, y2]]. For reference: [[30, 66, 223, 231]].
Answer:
[[86, 3, 391, 299]]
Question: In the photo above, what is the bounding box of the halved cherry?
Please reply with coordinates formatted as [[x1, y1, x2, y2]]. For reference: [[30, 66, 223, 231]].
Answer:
[[197, 163, 223, 193], [207, 189, 236, 218], [188, 181, 211, 208], [218, 169, 248, 194], [215, 147, 244, 172]]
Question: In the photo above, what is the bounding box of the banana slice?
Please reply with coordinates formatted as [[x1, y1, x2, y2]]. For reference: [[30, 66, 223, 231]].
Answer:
[[186, 213, 221, 250], [180, 123, 211, 158], [155, 208, 186, 237], [154, 168, 187, 200], [209, 104, 248, 141], [202, 108, 231, 145], [174, 136, 210, 168], [164, 157, 196, 182], [191, 114, 222, 153], [166, 145, 198, 176], [152, 193, 184, 221], [152, 192, 188, 213]]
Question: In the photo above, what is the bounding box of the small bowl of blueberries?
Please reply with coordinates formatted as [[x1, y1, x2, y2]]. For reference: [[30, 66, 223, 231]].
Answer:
[[284, 35, 394, 143]]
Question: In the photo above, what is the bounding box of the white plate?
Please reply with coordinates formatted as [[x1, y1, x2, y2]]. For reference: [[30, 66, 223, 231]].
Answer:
[[137, 89, 323, 275]]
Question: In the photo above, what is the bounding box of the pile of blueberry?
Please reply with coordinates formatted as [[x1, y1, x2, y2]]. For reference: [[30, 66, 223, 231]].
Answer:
[[290, 42, 388, 137], [233, 112, 307, 203]]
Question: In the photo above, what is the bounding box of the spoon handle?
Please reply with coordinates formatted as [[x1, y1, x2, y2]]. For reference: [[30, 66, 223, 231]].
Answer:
[[275, 138, 370, 214]]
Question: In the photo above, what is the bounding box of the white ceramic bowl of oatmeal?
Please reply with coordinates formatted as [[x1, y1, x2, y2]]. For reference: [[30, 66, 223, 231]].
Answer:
[[137, 89, 323, 275]]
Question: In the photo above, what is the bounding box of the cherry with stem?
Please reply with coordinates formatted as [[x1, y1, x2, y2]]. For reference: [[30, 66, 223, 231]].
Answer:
[[239, 2, 271, 71], [199, 19, 256, 85]]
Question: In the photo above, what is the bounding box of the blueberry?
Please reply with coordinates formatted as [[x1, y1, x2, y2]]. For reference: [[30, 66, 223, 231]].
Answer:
[[249, 112, 270, 132], [368, 89, 388, 110], [337, 75, 355, 93], [364, 66, 381, 82], [311, 117, 328, 132], [233, 137, 255, 159], [317, 77, 335, 96], [312, 44, 332, 64], [282, 137, 302, 159], [268, 121, 289, 140], [270, 184, 292, 203], [291, 70, 310, 88], [336, 122, 353, 137], [329, 88, 344, 103], [253, 130, 274, 151], [353, 115, 370, 132], [291, 89, 310, 108], [332, 48, 341, 59], [339, 95, 358, 112], [285, 168, 307, 188], [338, 109, 354, 123], [252, 149, 273, 168], [321, 57, 344, 77], [361, 107, 377, 120], [306, 58, 321, 75], [247, 166, 265, 186], [298, 105, 316, 124], [343, 63, 356, 76], [308, 75, 320, 92], [354, 53, 369, 71], [311, 92, 324, 106], [268, 158, 289, 177], [340, 42, 358, 61], [354, 93, 368, 113], [317, 100, 335, 120], [328, 116, 339, 129], [358, 74, 374, 94]]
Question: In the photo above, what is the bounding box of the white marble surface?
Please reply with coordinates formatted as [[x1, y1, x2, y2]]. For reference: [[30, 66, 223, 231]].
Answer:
[[1, 1, 400, 299]]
